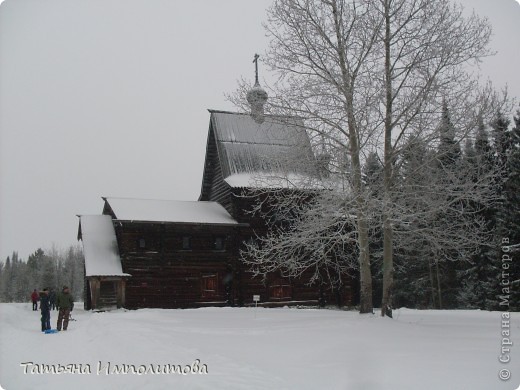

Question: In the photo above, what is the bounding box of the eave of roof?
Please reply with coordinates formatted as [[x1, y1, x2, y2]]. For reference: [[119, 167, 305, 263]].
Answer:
[[102, 197, 240, 225]]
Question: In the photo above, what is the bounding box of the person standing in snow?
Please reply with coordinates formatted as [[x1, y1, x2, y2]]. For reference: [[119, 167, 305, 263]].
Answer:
[[49, 289, 57, 310], [56, 286, 74, 331], [40, 288, 51, 332], [31, 289, 39, 311]]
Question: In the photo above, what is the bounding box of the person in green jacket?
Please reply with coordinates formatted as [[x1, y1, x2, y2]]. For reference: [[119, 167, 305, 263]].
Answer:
[[56, 286, 74, 331]]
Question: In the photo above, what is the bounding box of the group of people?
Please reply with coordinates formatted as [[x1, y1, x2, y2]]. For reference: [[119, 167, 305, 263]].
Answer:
[[31, 286, 74, 332], [31, 288, 57, 311]]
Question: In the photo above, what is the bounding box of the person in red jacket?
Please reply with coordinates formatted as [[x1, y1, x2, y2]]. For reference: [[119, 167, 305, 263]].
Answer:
[[31, 289, 39, 311]]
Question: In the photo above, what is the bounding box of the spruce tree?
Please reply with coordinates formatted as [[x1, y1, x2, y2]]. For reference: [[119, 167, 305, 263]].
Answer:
[[0, 257, 11, 302], [363, 152, 384, 306], [457, 121, 498, 309], [434, 103, 462, 308], [393, 138, 437, 308], [475, 114, 492, 163], [438, 100, 462, 167], [485, 110, 514, 310], [500, 108, 520, 311]]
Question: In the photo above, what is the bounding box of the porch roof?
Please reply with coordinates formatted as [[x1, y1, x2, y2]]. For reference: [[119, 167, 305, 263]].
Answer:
[[78, 215, 130, 277]]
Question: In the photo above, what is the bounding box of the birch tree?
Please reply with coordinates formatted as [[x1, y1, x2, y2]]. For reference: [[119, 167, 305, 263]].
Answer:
[[368, 0, 501, 316], [255, 0, 383, 313]]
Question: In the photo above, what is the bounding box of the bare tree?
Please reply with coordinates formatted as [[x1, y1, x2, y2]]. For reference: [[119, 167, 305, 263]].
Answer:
[[370, 0, 497, 317], [230, 0, 508, 315], [254, 0, 383, 313]]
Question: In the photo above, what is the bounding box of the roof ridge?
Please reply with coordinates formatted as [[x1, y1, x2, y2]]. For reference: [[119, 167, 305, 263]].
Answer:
[[207, 109, 246, 115], [103, 196, 221, 204], [208, 109, 301, 121]]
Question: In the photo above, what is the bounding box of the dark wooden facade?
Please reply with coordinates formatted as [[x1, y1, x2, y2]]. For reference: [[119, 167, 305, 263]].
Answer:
[[102, 216, 353, 309], [112, 221, 237, 308], [83, 109, 356, 310]]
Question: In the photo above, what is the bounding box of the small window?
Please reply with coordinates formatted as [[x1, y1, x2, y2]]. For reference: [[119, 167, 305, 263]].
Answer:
[[182, 236, 191, 250], [138, 238, 146, 249], [214, 236, 225, 251]]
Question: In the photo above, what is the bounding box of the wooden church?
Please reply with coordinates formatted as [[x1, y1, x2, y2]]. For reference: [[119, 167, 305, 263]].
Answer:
[[78, 63, 356, 310]]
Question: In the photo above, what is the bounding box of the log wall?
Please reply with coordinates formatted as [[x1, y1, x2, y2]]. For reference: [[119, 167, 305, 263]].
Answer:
[[116, 222, 237, 309]]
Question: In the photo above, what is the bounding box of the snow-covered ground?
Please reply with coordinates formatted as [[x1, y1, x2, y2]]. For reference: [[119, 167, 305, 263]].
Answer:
[[0, 303, 518, 390]]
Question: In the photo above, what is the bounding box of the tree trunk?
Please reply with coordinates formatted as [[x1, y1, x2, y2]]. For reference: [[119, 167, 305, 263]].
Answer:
[[357, 213, 373, 313], [428, 257, 437, 309], [381, 217, 394, 317], [435, 258, 443, 309], [331, 0, 373, 314], [381, 0, 394, 318], [350, 128, 373, 314]]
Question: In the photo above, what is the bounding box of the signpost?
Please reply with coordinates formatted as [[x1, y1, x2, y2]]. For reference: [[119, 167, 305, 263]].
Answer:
[[253, 295, 260, 318]]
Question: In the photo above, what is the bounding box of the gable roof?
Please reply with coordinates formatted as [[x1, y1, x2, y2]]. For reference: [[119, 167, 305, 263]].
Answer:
[[102, 197, 239, 225], [78, 215, 130, 277], [204, 110, 317, 189]]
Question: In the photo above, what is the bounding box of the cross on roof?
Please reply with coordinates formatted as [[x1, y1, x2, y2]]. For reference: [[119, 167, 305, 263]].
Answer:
[[253, 53, 260, 85]]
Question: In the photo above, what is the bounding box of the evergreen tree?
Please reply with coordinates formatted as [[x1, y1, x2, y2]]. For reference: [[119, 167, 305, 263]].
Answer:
[[363, 151, 383, 189], [27, 248, 44, 272], [7, 253, 27, 302], [62, 245, 85, 299], [475, 114, 492, 163], [0, 256, 11, 301], [438, 100, 462, 167], [500, 108, 520, 311], [463, 138, 476, 171], [393, 138, 437, 308], [363, 152, 384, 307], [434, 103, 462, 308], [40, 255, 56, 290], [491, 111, 511, 176], [457, 121, 499, 309], [470, 112, 516, 310]]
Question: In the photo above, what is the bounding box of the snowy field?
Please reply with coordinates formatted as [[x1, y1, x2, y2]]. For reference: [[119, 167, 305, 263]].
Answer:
[[0, 303, 518, 390]]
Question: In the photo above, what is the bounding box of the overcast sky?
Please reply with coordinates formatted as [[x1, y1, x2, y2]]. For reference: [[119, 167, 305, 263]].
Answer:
[[0, 0, 519, 261]]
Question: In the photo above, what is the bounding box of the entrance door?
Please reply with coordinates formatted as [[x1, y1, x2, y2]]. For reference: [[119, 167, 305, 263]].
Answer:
[[99, 281, 117, 308], [269, 278, 292, 300], [201, 274, 219, 299]]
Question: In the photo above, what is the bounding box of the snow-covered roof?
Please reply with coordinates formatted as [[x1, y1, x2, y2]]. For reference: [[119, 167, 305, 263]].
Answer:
[[103, 197, 239, 225], [209, 111, 318, 182], [78, 215, 130, 277], [224, 172, 321, 189]]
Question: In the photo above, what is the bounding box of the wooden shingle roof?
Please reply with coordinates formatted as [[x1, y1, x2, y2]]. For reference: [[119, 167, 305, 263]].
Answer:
[[201, 110, 317, 193]]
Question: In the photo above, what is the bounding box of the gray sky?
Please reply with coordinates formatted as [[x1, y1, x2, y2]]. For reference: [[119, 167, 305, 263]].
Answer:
[[0, 0, 519, 261]]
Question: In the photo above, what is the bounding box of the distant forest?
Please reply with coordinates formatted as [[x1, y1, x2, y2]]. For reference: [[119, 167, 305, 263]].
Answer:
[[0, 246, 84, 303]]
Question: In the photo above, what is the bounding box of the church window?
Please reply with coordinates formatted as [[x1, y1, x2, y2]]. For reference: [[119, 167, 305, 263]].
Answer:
[[182, 236, 191, 250], [214, 236, 225, 251]]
